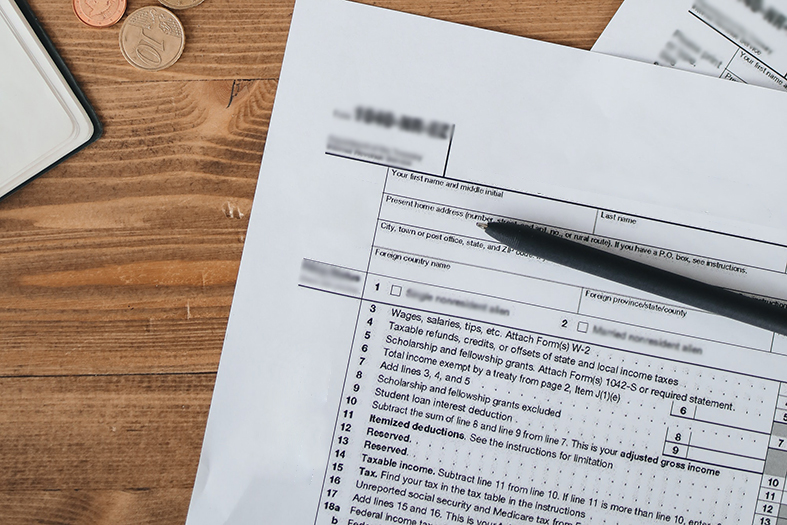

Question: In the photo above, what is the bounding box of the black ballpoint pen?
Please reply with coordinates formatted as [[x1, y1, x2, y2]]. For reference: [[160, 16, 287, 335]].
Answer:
[[479, 221, 787, 336]]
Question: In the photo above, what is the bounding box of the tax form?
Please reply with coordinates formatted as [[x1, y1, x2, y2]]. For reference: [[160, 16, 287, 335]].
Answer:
[[186, 1, 787, 524], [593, 0, 787, 92]]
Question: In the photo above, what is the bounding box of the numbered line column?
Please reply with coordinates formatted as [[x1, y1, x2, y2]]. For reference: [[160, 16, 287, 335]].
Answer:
[[753, 384, 787, 525]]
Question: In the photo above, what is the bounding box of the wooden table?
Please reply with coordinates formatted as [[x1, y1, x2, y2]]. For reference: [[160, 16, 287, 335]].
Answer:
[[0, 0, 623, 522]]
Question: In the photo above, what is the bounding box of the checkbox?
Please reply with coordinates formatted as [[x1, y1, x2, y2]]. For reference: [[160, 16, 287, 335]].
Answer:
[[577, 322, 588, 333], [390, 285, 402, 297]]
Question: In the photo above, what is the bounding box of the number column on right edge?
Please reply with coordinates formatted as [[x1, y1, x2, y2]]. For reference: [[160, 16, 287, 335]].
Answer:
[[753, 383, 787, 525]]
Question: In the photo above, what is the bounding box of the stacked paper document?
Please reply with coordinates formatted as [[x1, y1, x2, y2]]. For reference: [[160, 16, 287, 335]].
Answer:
[[186, 1, 787, 524]]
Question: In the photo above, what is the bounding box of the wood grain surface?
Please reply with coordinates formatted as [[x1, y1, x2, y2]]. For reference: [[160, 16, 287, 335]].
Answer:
[[0, 0, 622, 522]]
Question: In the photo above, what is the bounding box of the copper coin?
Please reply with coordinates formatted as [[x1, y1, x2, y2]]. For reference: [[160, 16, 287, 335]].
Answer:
[[119, 6, 185, 71], [158, 0, 205, 9], [73, 0, 126, 28]]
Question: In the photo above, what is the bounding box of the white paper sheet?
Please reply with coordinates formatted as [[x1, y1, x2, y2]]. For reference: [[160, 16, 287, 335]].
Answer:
[[593, 0, 787, 92], [186, 1, 787, 523]]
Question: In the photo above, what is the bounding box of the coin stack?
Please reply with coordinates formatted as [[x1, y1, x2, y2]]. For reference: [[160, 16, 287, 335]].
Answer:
[[73, 0, 205, 71]]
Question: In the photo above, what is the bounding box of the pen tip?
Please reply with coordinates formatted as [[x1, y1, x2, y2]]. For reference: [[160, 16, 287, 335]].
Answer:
[[477, 222, 488, 230]]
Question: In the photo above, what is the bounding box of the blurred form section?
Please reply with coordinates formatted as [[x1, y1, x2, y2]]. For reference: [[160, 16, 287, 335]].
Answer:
[[327, 106, 453, 176], [326, 136, 424, 168], [692, 0, 771, 56], [594, 0, 787, 92], [299, 259, 364, 297]]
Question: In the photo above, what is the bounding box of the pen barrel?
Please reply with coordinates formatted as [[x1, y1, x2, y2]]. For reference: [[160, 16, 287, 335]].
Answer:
[[485, 222, 787, 335]]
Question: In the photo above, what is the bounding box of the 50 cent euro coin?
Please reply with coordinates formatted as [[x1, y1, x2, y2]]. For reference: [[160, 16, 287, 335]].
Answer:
[[158, 0, 205, 9]]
